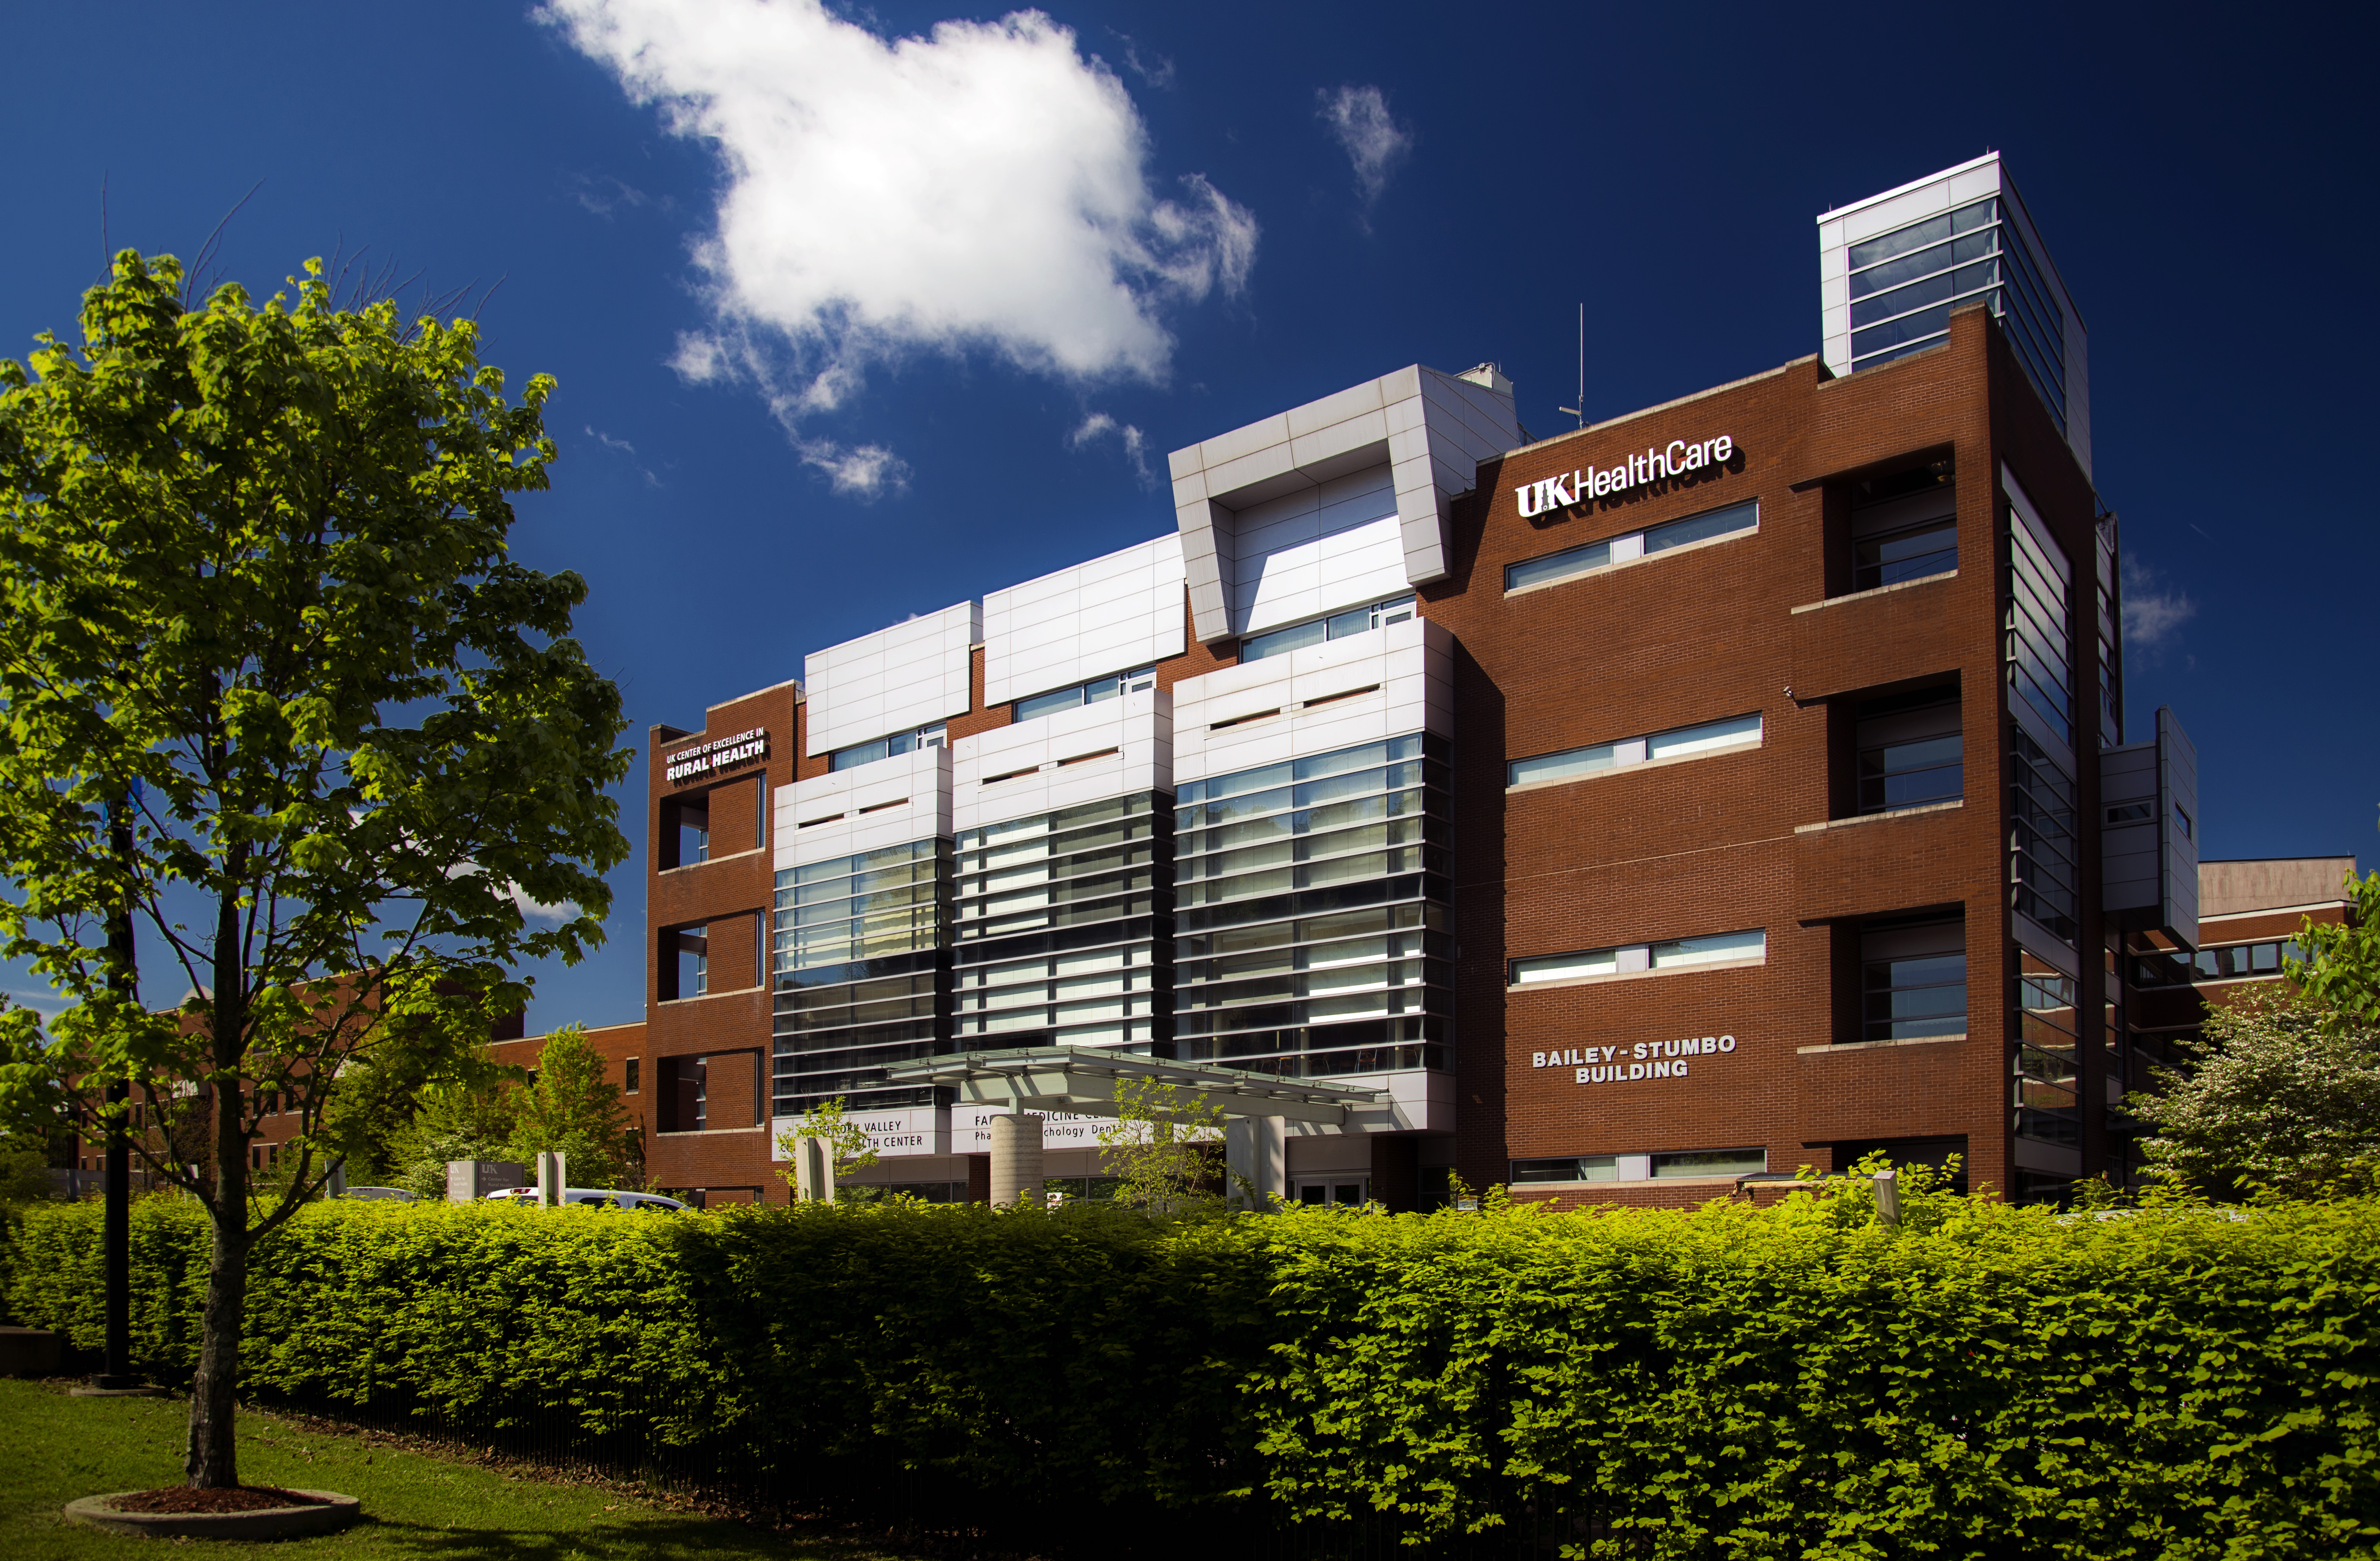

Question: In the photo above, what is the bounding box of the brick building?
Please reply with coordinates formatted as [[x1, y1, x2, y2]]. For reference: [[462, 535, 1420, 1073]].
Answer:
[[488, 156, 2350, 1210]]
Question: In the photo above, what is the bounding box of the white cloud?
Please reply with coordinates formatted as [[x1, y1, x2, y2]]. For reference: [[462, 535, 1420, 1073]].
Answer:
[[2122, 557, 2198, 649], [798, 439, 910, 499], [1318, 84, 1412, 207], [1067, 410, 1151, 484], [507, 883, 577, 926], [543, 0, 1257, 479], [585, 425, 662, 487]]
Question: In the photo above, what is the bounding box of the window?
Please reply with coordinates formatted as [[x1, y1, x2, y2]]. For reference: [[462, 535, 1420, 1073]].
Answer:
[[1506, 500, 1758, 594], [2016, 964, 2080, 1145], [1849, 459, 1955, 591], [624, 1058, 640, 1095], [2006, 493, 2074, 747], [1859, 916, 1965, 1042], [2193, 940, 2299, 981], [1511, 1156, 1618, 1184], [1508, 712, 1760, 788], [1512, 928, 1764, 986], [829, 722, 947, 773], [1653, 1148, 1765, 1178], [1854, 687, 1961, 812], [1241, 597, 1414, 664], [2172, 803, 2193, 840], [2009, 726, 2079, 946], [1846, 195, 2067, 433], [1015, 666, 1155, 722], [1173, 733, 1452, 1078], [771, 838, 952, 1117]]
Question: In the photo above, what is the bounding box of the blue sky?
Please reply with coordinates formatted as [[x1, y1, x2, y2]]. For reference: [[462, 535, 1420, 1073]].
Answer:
[[2, 0, 2371, 1032]]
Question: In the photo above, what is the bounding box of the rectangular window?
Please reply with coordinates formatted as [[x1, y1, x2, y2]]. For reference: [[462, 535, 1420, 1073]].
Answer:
[[1241, 597, 1414, 664], [1512, 928, 1764, 986], [1172, 732, 1452, 1078], [2005, 489, 2075, 747], [1854, 687, 1961, 812], [624, 1058, 641, 1095], [1511, 1155, 1618, 1184], [1508, 712, 1760, 789], [1015, 666, 1156, 722], [829, 722, 948, 773], [1652, 1148, 1765, 1179], [2016, 964, 2080, 1144], [2193, 940, 2297, 981], [2009, 726, 2079, 946], [1846, 196, 2067, 433], [1848, 460, 1956, 592], [1506, 501, 1758, 594], [1859, 916, 1966, 1042]]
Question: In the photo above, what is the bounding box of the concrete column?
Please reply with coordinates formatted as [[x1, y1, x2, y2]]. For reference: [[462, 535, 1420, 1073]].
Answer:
[[1224, 1116, 1285, 1208], [988, 1113, 1045, 1208], [536, 1150, 567, 1207], [792, 1135, 836, 1203]]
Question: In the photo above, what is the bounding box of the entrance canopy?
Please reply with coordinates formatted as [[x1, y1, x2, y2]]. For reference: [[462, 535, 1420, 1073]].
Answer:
[[877, 1046, 1387, 1127]]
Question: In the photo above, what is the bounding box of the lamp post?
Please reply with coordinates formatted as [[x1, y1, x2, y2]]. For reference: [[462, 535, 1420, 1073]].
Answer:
[[87, 790, 148, 1393]]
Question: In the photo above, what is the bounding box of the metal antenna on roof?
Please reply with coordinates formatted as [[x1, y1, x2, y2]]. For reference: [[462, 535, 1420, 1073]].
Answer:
[[1555, 303, 1584, 429]]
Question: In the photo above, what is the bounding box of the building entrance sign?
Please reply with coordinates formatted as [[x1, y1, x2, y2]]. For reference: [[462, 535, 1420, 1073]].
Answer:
[[1515, 435, 1735, 518], [665, 728, 769, 785], [1530, 1035, 1737, 1085]]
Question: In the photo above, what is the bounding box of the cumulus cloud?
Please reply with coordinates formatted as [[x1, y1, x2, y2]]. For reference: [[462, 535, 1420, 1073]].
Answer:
[[1068, 411, 1152, 484], [1318, 84, 1412, 207], [2122, 557, 2198, 649], [542, 0, 1257, 484]]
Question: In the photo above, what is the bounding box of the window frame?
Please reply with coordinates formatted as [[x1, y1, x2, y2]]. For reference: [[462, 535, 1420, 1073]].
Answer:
[[1239, 596, 1415, 664], [1507, 712, 1762, 791], [1505, 499, 1759, 597]]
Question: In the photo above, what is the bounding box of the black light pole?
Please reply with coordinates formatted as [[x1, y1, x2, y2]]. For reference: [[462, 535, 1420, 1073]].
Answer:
[[93, 793, 142, 1391]]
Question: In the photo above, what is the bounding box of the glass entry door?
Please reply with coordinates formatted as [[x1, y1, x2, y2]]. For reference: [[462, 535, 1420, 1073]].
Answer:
[[1293, 1175, 1371, 1207]]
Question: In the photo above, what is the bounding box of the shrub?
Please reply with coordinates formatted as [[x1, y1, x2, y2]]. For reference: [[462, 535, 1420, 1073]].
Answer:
[[6, 1187, 2376, 1557]]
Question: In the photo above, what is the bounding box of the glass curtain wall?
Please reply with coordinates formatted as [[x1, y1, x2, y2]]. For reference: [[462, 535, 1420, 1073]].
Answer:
[[770, 838, 954, 1115], [1173, 734, 1453, 1077], [1846, 195, 2069, 432], [2015, 958, 2082, 1161], [2095, 515, 2122, 747], [953, 792, 1173, 1053]]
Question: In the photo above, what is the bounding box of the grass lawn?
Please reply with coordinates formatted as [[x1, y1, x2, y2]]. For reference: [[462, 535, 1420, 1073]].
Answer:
[[0, 1377, 912, 1561]]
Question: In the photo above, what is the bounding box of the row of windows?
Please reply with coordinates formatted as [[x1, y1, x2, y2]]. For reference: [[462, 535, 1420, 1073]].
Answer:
[[829, 722, 947, 773], [1512, 1148, 1767, 1184], [1504, 500, 1759, 594], [1506, 712, 1760, 789], [1511, 929, 1765, 986], [1241, 596, 1414, 663], [1015, 666, 1155, 722], [1846, 196, 2069, 437]]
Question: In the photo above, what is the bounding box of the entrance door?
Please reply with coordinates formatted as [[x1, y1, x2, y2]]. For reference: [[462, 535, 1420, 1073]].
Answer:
[[1293, 1175, 1371, 1207]]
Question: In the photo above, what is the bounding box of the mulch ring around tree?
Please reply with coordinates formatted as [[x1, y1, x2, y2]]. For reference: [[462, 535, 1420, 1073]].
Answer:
[[105, 1485, 330, 1514]]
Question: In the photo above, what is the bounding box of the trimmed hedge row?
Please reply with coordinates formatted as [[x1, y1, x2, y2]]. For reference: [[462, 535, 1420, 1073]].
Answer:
[[6, 1190, 2377, 1558]]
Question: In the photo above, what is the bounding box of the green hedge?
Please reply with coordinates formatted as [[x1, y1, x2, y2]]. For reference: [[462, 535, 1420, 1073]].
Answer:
[[7, 1190, 2378, 1558]]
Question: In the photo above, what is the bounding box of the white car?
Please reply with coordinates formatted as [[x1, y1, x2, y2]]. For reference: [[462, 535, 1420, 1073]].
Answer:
[[335, 1185, 417, 1203], [483, 1186, 687, 1212]]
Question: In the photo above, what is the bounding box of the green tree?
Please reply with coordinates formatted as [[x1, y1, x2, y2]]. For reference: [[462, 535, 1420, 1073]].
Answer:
[[1095, 1078, 1233, 1213], [506, 1025, 640, 1190], [0, 251, 631, 1488], [2132, 986, 2380, 1197], [362, 1060, 522, 1200], [2287, 845, 2380, 1025], [773, 1095, 878, 1200]]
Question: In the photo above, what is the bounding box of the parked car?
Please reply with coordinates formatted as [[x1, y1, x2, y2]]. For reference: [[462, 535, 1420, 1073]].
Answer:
[[335, 1186, 417, 1202], [484, 1187, 687, 1212]]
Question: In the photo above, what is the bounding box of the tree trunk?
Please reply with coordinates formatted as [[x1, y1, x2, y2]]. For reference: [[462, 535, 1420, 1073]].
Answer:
[[185, 1172, 248, 1487], [187, 875, 248, 1489]]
